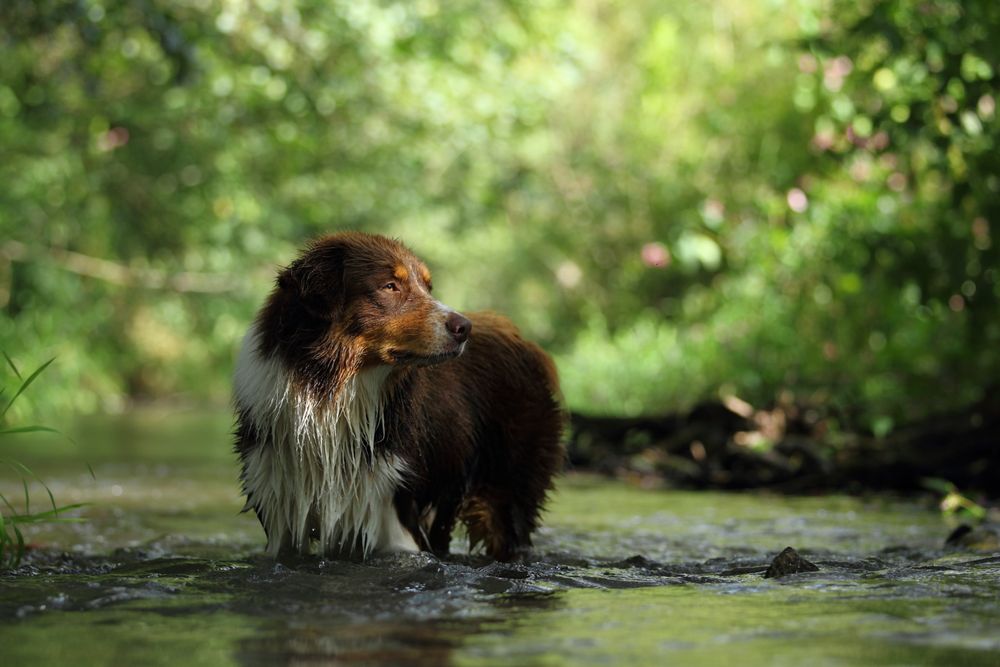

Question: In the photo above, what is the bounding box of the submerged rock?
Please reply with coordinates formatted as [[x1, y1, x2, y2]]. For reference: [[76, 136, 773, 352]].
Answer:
[[945, 523, 1000, 551], [764, 546, 819, 578]]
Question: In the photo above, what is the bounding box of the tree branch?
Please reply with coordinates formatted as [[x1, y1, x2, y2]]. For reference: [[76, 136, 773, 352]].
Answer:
[[1, 240, 251, 294]]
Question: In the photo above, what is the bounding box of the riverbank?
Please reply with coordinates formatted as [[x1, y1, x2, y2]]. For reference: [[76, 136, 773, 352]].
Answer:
[[568, 392, 1000, 498]]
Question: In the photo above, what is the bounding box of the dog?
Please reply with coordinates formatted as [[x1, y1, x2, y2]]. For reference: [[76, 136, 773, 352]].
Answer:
[[233, 232, 564, 561]]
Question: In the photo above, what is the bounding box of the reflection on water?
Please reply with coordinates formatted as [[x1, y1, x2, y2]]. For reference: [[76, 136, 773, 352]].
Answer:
[[1, 410, 998, 666]]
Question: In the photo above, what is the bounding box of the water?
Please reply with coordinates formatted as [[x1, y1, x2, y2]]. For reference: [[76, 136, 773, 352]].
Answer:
[[1, 409, 998, 666]]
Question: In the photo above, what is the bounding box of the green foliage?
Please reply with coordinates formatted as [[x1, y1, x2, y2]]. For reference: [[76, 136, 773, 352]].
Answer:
[[923, 477, 986, 522], [559, 0, 1000, 426], [0, 0, 997, 430], [1, 355, 86, 569]]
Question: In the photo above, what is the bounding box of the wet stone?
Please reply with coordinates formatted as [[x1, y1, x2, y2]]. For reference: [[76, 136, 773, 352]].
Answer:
[[720, 564, 769, 576], [945, 523, 1000, 551], [764, 546, 820, 579]]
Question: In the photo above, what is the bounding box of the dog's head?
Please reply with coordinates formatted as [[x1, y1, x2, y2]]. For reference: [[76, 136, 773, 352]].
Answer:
[[270, 232, 470, 369]]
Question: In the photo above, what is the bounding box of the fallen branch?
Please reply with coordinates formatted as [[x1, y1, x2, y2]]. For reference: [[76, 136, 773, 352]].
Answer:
[[567, 391, 1000, 496]]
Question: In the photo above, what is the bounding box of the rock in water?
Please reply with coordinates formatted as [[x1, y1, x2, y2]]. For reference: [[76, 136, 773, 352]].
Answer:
[[764, 546, 819, 578], [945, 523, 1000, 551]]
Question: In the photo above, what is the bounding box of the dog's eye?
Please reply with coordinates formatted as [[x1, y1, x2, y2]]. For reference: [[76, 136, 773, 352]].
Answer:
[[381, 282, 400, 292]]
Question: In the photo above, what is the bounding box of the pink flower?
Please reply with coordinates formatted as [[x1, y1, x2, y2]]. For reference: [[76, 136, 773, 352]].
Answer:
[[641, 242, 671, 268], [786, 188, 808, 213]]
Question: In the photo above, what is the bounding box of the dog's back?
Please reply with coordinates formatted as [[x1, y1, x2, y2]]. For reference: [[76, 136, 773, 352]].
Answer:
[[389, 311, 565, 560]]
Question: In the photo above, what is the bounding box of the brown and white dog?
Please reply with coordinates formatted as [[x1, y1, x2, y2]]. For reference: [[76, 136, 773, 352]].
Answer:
[[233, 232, 564, 561]]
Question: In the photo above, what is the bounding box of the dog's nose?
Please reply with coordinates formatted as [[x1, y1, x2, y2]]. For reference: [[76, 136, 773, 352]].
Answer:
[[445, 312, 471, 343]]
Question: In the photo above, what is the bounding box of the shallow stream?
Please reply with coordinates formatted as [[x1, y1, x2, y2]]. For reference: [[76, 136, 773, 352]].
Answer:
[[1, 410, 998, 665]]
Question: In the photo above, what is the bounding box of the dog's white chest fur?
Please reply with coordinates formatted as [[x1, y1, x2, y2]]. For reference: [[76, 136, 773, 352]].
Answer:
[[234, 325, 418, 557]]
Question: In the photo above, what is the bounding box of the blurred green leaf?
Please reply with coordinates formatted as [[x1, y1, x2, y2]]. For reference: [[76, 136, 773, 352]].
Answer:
[[0, 0, 997, 433]]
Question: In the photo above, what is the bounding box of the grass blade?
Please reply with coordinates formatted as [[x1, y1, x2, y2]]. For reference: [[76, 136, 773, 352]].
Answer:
[[0, 459, 60, 513], [9, 503, 88, 523], [2, 357, 56, 418], [3, 352, 21, 380], [0, 354, 85, 570], [0, 425, 60, 436], [0, 490, 17, 516], [1, 458, 33, 479], [12, 524, 25, 568]]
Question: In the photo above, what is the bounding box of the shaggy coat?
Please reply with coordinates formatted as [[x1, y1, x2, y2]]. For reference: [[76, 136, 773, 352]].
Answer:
[[233, 232, 564, 561]]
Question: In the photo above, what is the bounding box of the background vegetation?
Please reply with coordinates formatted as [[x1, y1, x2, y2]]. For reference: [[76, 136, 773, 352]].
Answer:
[[1, 0, 997, 438]]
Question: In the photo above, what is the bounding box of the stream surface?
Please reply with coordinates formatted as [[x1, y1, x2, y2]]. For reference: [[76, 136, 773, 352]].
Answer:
[[1, 409, 998, 666]]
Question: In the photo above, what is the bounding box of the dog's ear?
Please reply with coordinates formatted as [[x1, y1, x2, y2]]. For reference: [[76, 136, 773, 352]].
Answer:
[[277, 241, 346, 319]]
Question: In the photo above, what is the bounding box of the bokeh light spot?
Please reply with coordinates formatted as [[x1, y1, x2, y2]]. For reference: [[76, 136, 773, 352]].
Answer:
[[787, 188, 808, 212]]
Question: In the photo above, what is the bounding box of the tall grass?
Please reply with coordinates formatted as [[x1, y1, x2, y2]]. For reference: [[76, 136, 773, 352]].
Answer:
[[1, 354, 86, 569]]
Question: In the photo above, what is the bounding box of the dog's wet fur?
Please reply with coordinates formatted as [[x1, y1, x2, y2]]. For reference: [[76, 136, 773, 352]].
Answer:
[[234, 232, 564, 561]]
